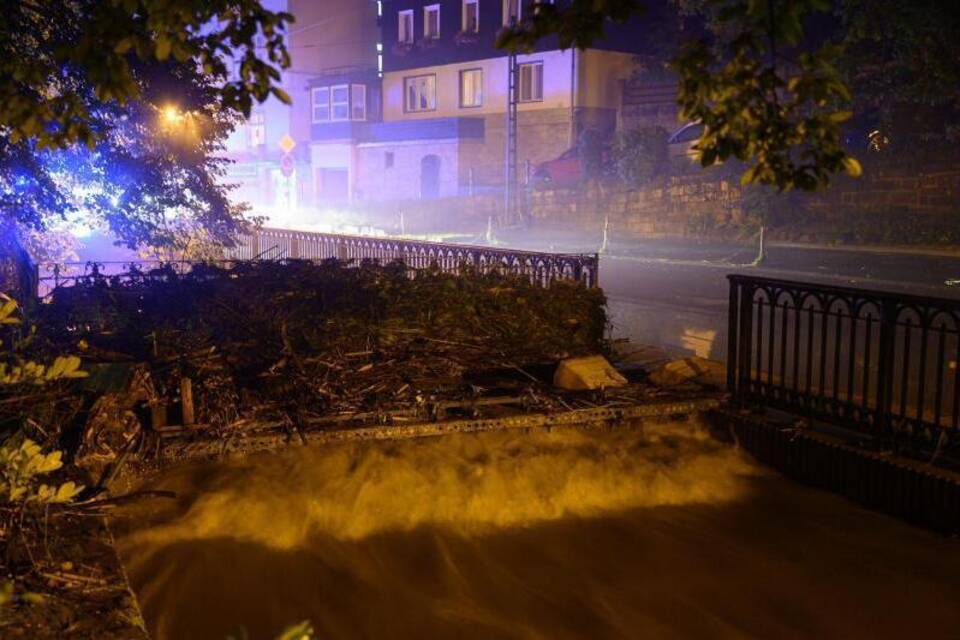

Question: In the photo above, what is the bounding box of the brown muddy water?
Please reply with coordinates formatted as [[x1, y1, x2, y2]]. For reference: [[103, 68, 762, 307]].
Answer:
[[111, 421, 960, 640]]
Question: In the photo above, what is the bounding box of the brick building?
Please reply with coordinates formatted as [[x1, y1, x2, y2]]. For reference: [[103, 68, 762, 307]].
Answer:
[[350, 0, 645, 201], [293, 0, 647, 208], [233, 1, 652, 221]]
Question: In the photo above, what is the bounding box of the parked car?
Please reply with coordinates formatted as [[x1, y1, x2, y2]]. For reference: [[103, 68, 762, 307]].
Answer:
[[530, 144, 613, 188], [667, 121, 703, 162], [530, 147, 581, 187]]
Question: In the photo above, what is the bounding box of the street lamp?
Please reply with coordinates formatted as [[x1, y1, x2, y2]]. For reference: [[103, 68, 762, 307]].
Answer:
[[156, 104, 200, 143], [161, 105, 183, 125]]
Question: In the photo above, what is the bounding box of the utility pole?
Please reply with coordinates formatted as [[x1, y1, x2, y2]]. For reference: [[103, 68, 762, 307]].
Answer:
[[504, 50, 519, 226]]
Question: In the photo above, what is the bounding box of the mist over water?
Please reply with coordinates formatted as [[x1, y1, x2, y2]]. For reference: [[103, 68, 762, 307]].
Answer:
[[113, 422, 960, 640]]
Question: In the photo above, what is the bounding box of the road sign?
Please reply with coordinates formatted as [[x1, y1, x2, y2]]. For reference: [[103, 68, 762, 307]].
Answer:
[[279, 134, 296, 154], [280, 153, 295, 177]]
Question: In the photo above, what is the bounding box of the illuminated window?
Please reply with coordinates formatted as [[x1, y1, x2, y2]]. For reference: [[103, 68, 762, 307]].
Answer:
[[503, 0, 520, 25], [518, 61, 543, 102], [311, 87, 330, 122], [424, 4, 440, 39], [460, 68, 483, 107], [404, 74, 436, 112], [248, 111, 266, 147], [398, 9, 414, 43], [330, 85, 350, 121], [351, 85, 367, 120], [313, 84, 367, 122], [463, 0, 479, 32]]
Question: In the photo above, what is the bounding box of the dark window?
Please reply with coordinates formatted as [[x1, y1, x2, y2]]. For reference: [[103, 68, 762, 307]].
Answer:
[[385, 152, 395, 169]]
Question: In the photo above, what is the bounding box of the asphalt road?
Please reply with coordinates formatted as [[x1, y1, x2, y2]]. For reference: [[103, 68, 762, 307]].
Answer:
[[494, 234, 960, 357]]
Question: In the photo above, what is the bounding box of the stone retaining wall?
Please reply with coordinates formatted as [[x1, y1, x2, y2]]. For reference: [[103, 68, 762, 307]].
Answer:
[[353, 164, 960, 245]]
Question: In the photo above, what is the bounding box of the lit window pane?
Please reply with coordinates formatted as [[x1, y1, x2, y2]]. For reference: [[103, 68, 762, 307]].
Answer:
[[518, 62, 543, 102], [460, 69, 482, 107], [405, 75, 436, 112], [503, 0, 520, 25], [463, 0, 479, 32]]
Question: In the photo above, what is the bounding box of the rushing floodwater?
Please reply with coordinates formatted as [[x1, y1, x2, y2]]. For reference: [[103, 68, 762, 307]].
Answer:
[[112, 421, 960, 639]]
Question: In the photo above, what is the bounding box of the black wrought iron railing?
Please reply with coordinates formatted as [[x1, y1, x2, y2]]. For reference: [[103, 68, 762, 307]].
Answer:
[[226, 228, 600, 288], [36, 229, 599, 296], [727, 275, 960, 453]]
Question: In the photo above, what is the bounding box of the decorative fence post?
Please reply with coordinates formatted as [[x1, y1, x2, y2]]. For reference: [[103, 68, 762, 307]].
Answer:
[[736, 279, 755, 397], [875, 299, 899, 439], [726, 274, 959, 455], [727, 278, 741, 394]]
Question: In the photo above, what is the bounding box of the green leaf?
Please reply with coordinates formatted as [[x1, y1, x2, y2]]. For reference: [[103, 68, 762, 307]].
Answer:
[[842, 156, 863, 178], [0, 298, 19, 323], [52, 481, 83, 503], [828, 110, 853, 124], [275, 621, 315, 640], [114, 38, 133, 54], [155, 35, 171, 61]]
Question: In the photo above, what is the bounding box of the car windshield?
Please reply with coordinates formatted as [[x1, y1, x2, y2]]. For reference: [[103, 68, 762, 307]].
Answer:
[[669, 123, 704, 144]]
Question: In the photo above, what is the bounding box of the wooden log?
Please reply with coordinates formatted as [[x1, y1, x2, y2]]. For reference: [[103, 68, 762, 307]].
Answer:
[[150, 403, 167, 429], [180, 377, 195, 426]]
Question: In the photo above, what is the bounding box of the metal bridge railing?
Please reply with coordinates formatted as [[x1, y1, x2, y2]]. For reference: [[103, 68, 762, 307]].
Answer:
[[727, 275, 960, 453], [227, 228, 600, 288], [36, 229, 599, 296]]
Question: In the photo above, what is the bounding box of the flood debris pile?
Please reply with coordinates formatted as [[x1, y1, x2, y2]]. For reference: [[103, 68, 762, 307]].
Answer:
[[34, 259, 628, 465], [0, 297, 149, 639]]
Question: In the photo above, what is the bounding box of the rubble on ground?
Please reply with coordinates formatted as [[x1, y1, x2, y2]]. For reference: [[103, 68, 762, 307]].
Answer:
[[21, 259, 725, 471], [30, 260, 617, 460], [553, 355, 627, 390], [648, 356, 725, 388]]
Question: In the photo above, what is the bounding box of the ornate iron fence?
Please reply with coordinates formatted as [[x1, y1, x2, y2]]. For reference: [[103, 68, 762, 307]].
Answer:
[[227, 228, 600, 287], [727, 275, 960, 454], [36, 230, 599, 296]]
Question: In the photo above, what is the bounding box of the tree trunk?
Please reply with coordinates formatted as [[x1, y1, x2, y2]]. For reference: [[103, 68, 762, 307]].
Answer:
[[0, 221, 37, 301]]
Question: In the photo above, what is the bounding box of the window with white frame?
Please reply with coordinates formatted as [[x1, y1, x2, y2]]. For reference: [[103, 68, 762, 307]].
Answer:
[[459, 68, 482, 107], [248, 111, 266, 147], [351, 84, 367, 120], [311, 87, 330, 122], [462, 0, 479, 32], [331, 84, 350, 120], [404, 74, 436, 112], [312, 84, 367, 122], [398, 9, 414, 43], [518, 61, 543, 102], [503, 0, 520, 25], [424, 4, 440, 38]]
